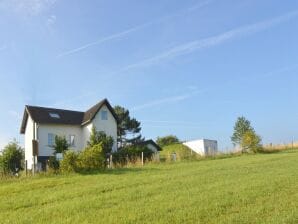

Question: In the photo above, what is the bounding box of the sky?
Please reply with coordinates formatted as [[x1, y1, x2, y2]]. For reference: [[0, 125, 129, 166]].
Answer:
[[0, 0, 298, 150]]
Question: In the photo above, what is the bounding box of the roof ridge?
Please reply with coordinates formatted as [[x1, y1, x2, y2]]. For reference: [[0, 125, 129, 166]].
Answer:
[[26, 105, 84, 114]]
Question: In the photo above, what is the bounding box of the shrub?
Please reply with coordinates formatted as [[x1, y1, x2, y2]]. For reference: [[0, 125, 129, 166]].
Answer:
[[156, 135, 179, 147], [112, 145, 154, 166], [76, 144, 105, 171], [0, 140, 24, 175], [48, 156, 60, 173], [88, 127, 114, 154], [60, 151, 78, 173]]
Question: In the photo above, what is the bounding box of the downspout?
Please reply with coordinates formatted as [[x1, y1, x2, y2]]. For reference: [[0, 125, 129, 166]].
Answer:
[[33, 121, 35, 140]]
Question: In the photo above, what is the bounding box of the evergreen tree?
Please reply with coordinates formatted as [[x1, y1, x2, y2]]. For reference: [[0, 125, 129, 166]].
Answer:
[[114, 106, 143, 148]]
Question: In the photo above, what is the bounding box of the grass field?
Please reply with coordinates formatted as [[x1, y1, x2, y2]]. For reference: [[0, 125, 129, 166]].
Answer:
[[1, 150, 298, 223]]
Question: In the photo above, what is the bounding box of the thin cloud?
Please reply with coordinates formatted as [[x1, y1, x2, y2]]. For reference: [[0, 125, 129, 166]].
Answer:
[[131, 89, 206, 111], [57, 25, 147, 58], [131, 95, 189, 111], [57, 0, 214, 58], [141, 120, 203, 126], [0, 0, 58, 16], [118, 10, 298, 72], [46, 14, 56, 27], [223, 62, 298, 87], [187, 0, 214, 12], [142, 124, 202, 129], [129, 61, 298, 112], [262, 63, 298, 78]]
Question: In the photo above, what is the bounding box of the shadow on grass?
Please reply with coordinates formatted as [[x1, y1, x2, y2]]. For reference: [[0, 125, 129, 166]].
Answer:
[[77, 166, 161, 176], [258, 148, 298, 154]]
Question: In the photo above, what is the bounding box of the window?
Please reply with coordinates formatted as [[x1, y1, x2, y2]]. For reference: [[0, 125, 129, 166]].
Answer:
[[49, 112, 60, 119], [101, 110, 108, 120], [69, 135, 75, 147], [48, 133, 55, 146]]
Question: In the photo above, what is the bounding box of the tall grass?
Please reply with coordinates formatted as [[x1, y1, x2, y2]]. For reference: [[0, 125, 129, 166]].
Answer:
[[262, 142, 298, 153]]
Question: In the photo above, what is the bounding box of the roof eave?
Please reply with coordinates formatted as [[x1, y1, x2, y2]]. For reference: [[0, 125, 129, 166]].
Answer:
[[20, 107, 29, 134]]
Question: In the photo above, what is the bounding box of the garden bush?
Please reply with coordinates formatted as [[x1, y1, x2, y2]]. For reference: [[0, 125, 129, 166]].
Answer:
[[76, 144, 105, 171], [48, 156, 60, 173], [60, 150, 78, 173], [112, 145, 154, 166]]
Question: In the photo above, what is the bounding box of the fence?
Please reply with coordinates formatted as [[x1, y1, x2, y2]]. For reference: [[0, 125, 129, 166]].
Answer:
[[263, 142, 298, 151], [107, 151, 160, 168]]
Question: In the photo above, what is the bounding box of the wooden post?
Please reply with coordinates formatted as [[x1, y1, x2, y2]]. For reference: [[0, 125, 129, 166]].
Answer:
[[110, 154, 113, 169], [25, 160, 28, 176], [141, 152, 144, 166], [33, 156, 36, 175]]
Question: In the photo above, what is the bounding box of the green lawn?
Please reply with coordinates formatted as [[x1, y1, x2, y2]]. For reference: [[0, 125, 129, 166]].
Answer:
[[1, 151, 298, 224]]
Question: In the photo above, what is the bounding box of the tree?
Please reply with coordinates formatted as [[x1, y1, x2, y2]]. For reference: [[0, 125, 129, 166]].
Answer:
[[231, 116, 262, 153], [231, 116, 254, 146], [0, 140, 24, 175], [242, 130, 262, 153], [156, 135, 179, 147], [53, 136, 69, 154], [88, 127, 114, 154], [113, 105, 143, 148]]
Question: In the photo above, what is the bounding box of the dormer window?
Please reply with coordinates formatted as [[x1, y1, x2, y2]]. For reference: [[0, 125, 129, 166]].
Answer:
[[101, 110, 108, 120], [49, 113, 60, 119]]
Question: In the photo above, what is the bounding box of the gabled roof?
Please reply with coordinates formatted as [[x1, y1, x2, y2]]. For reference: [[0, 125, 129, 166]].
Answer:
[[82, 99, 119, 125], [137, 139, 162, 151], [20, 98, 118, 134]]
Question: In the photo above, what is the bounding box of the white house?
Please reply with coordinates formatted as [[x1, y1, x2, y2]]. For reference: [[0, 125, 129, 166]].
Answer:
[[183, 139, 218, 156], [20, 99, 118, 170]]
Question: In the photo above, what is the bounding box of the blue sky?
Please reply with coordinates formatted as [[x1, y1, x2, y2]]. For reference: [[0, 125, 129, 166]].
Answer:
[[0, 0, 298, 150]]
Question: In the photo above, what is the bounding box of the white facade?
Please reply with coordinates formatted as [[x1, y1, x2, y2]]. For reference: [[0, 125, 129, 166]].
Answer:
[[24, 115, 35, 168], [83, 104, 117, 151], [183, 139, 218, 156], [23, 102, 118, 170]]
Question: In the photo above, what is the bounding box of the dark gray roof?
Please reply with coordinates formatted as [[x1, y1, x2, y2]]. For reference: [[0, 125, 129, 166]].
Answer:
[[82, 99, 119, 125], [20, 99, 118, 134], [136, 140, 162, 151]]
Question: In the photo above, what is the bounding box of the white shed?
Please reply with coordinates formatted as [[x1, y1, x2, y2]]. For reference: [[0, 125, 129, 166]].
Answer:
[[183, 139, 218, 156]]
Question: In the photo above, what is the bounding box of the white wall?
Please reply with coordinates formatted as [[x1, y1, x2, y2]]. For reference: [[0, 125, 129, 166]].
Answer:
[[183, 139, 218, 156], [82, 123, 93, 149], [24, 116, 34, 169], [86, 105, 118, 152], [203, 139, 218, 155], [37, 124, 82, 156], [183, 140, 205, 155]]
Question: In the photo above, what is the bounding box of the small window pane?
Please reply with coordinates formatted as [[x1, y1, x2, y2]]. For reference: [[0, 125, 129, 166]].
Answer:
[[49, 113, 60, 119], [69, 135, 75, 146], [101, 111, 108, 120], [48, 133, 55, 146]]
